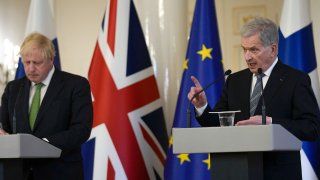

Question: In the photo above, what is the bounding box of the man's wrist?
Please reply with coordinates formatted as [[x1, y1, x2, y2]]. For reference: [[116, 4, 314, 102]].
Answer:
[[195, 103, 208, 116]]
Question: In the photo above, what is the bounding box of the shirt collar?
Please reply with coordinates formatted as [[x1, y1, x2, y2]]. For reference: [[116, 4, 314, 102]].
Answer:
[[263, 57, 278, 77], [253, 57, 278, 78]]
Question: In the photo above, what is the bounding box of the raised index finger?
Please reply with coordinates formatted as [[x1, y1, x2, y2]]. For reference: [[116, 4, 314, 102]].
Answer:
[[191, 76, 202, 89]]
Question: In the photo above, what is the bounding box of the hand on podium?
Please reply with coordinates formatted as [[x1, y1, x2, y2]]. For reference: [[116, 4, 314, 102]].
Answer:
[[0, 124, 8, 135], [235, 115, 272, 126]]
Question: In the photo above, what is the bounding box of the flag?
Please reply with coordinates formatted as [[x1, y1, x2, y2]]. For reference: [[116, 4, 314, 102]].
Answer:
[[279, 0, 320, 179], [81, 0, 168, 179], [164, 0, 225, 179], [15, 0, 61, 79]]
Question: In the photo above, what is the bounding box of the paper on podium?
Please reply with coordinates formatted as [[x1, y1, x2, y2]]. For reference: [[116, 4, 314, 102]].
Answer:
[[209, 110, 241, 114]]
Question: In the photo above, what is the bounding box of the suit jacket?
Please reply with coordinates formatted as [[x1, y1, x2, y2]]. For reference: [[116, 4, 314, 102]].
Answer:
[[197, 61, 320, 180], [0, 69, 93, 180]]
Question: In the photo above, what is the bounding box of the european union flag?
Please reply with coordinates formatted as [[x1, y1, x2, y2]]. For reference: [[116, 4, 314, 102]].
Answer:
[[279, 0, 320, 179], [164, 0, 225, 179]]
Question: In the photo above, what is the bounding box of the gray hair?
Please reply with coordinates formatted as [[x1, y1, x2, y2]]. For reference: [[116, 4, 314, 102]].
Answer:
[[240, 17, 278, 47]]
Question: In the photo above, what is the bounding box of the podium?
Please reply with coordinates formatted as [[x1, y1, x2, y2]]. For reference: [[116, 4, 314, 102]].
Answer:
[[172, 125, 302, 180], [0, 134, 61, 180]]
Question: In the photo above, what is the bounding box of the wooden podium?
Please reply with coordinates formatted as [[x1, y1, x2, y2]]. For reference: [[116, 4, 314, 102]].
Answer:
[[172, 124, 302, 180], [0, 134, 61, 180]]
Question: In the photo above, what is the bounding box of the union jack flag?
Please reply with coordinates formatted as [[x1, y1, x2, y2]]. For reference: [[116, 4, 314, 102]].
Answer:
[[81, 0, 168, 179]]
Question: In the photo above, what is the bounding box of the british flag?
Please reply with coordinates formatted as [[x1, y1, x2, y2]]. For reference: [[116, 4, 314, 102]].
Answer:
[[81, 0, 168, 179]]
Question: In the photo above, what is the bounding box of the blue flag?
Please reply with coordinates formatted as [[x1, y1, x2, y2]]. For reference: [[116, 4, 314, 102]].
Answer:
[[279, 0, 320, 179], [164, 0, 225, 179], [15, 0, 61, 79]]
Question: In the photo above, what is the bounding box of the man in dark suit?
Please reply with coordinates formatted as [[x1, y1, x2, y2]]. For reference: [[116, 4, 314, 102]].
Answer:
[[188, 17, 320, 179], [0, 32, 93, 180]]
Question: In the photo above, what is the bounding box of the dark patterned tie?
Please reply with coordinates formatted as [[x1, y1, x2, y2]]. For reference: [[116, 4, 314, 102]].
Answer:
[[250, 74, 265, 116]]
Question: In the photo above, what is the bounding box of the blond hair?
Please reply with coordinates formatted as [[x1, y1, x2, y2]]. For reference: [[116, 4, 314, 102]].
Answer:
[[20, 32, 55, 60]]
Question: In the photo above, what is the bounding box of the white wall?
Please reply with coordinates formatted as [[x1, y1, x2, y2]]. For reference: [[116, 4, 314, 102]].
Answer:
[[311, 0, 320, 70], [55, 0, 107, 78], [0, 0, 29, 97]]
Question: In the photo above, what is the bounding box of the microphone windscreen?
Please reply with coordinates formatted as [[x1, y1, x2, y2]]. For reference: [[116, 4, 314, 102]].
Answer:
[[225, 69, 232, 75]]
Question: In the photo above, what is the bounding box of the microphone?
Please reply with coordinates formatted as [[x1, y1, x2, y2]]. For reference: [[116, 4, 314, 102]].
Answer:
[[13, 83, 24, 134], [258, 68, 266, 125], [187, 69, 232, 127]]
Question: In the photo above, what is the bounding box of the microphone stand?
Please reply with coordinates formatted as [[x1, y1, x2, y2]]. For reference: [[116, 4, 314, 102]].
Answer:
[[261, 96, 266, 125], [187, 103, 192, 128], [12, 83, 24, 134]]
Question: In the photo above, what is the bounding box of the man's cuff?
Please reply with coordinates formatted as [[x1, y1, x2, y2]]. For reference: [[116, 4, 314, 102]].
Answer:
[[195, 103, 208, 116]]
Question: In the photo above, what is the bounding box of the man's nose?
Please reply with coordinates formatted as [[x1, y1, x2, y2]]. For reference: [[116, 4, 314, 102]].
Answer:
[[29, 63, 36, 71], [244, 50, 252, 60]]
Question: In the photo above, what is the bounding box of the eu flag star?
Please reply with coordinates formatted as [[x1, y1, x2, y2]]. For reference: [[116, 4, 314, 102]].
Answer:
[[183, 59, 189, 70], [202, 153, 211, 170], [177, 153, 191, 165], [197, 44, 213, 61], [169, 136, 173, 147]]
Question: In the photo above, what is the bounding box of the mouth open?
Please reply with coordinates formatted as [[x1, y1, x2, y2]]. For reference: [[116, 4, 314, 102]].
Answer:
[[247, 62, 257, 69]]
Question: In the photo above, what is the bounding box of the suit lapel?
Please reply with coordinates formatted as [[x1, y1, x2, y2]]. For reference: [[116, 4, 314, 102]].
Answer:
[[33, 70, 64, 130], [11, 78, 32, 133], [242, 70, 253, 116], [17, 79, 33, 132], [263, 62, 286, 108], [22, 80, 31, 120]]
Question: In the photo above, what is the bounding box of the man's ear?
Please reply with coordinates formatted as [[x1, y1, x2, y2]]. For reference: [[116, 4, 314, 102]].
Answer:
[[271, 43, 278, 57]]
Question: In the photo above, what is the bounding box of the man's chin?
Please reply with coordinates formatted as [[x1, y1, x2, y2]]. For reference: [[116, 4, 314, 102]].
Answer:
[[248, 67, 257, 73], [27, 77, 40, 83]]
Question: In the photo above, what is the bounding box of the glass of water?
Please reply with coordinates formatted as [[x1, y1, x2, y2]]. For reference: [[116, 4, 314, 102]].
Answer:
[[218, 112, 235, 126], [210, 110, 241, 127]]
